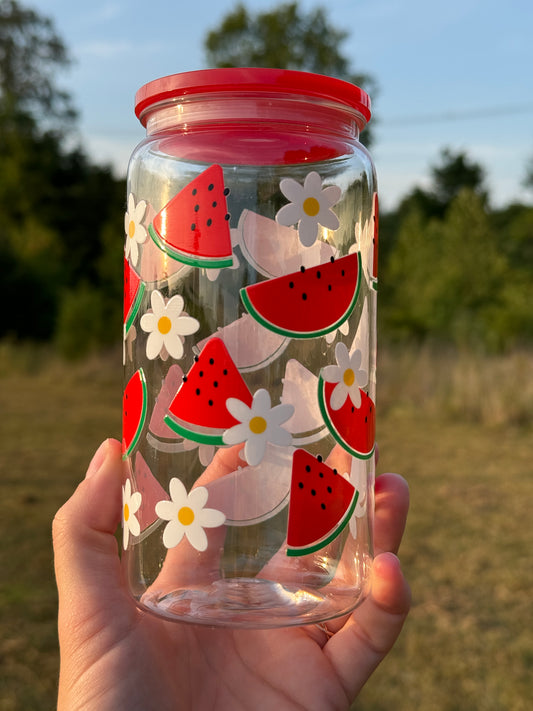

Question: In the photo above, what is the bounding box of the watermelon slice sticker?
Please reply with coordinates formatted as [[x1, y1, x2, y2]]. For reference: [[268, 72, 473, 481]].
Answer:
[[240, 251, 362, 339], [286, 449, 358, 557], [122, 368, 148, 459], [164, 338, 253, 445], [148, 164, 233, 269], [205, 444, 292, 527], [318, 377, 376, 459], [193, 314, 290, 373], [124, 257, 145, 334]]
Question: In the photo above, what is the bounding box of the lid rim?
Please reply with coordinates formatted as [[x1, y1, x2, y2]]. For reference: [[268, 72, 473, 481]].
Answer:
[[135, 68, 371, 126]]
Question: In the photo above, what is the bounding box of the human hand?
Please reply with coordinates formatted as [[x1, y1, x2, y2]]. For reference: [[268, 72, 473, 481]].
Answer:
[[53, 438, 410, 711]]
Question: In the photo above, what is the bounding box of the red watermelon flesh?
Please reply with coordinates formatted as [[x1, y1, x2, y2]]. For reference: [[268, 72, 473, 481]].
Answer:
[[124, 257, 145, 333], [149, 164, 233, 268], [165, 337, 252, 445], [123, 368, 148, 459], [287, 449, 358, 557], [318, 377, 376, 459], [240, 252, 361, 338]]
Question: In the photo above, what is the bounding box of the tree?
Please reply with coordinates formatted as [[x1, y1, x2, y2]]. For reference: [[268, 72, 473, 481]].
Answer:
[[0, 0, 76, 134], [204, 2, 376, 143], [430, 148, 487, 207]]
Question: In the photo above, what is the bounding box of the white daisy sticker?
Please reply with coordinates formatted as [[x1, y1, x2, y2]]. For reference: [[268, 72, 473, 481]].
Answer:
[[321, 341, 368, 410], [276, 171, 341, 248], [122, 479, 142, 550], [140, 290, 199, 361], [223, 388, 294, 466], [155, 478, 226, 551], [124, 193, 147, 266]]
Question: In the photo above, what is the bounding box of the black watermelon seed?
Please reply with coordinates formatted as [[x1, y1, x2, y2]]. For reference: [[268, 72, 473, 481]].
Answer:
[[316, 271, 321, 278], [311, 489, 316, 496], [330, 256, 335, 262], [182, 375, 188, 382], [213, 381, 219, 388], [224, 187, 230, 196], [194, 355, 199, 362], [333, 468, 338, 475], [300, 265, 305, 272], [328, 284, 332, 291], [191, 223, 196, 231], [208, 183, 214, 191], [194, 204, 200, 212], [351, 406, 355, 413], [341, 269, 345, 276], [212, 201, 217, 208], [319, 471, 324, 478], [209, 358, 215, 365], [223, 369, 228, 375], [192, 188, 197, 196], [208, 400, 213, 406], [195, 388, 201, 395], [207, 218, 212, 227], [298, 482, 304, 489], [199, 370, 204, 377], [365, 416, 368, 423], [321, 503, 326, 510], [327, 486, 332, 493], [225, 213, 230, 221], [317, 454, 323, 462], [289, 281, 294, 289], [302, 293, 307, 300], [305, 465, 311, 472]]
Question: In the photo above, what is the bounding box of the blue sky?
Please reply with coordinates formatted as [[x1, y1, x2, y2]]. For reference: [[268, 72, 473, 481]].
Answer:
[[32, 0, 533, 209]]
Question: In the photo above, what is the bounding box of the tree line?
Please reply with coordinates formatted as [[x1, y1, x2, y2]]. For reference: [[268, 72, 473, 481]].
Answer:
[[1, 1, 531, 356]]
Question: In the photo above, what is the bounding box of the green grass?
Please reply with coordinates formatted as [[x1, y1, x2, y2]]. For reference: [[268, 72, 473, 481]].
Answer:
[[0, 343, 531, 710]]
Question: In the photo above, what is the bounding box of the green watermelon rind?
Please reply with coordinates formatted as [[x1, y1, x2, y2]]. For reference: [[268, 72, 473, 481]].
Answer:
[[125, 279, 146, 334], [148, 223, 233, 269], [122, 369, 148, 461], [287, 489, 359, 557], [240, 251, 362, 339], [317, 374, 376, 460], [163, 413, 225, 446]]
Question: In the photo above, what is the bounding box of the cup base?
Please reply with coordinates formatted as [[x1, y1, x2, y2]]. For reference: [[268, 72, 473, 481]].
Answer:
[[137, 577, 366, 628]]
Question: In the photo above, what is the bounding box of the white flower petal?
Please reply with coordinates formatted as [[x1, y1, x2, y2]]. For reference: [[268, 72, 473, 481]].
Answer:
[[348, 385, 362, 409], [165, 293, 185, 315], [318, 209, 340, 231], [188, 486, 209, 510], [169, 477, 188, 505], [129, 491, 142, 516], [330, 382, 349, 411], [128, 514, 141, 537], [133, 199, 147, 223], [162, 519, 185, 548], [225, 397, 252, 422], [322, 364, 342, 383], [129, 239, 139, 266], [140, 312, 156, 332], [335, 341, 351, 370], [198, 507, 226, 528], [322, 184, 342, 206], [276, 202, 302, 227], [267, 426, 293, 447], [185, 525, 208, 552], [146, 331, 164, 360], [304, 171, 323, 193], [268, 402, 294, 426], [174, 316, 200, 337], [251, 388, 271, 413], [123, 525, 130, 550], [155, 499, 177, 521], [244, 435, 267, 466], [279, 177, 304, 202], [297, 217, 319, 247], [222, 422, 250, 445], [163, 334, 185, 360], [150, 289, 166, 315]]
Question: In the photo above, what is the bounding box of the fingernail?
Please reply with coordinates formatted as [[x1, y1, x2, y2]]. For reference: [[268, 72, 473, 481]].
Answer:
[[86, 440, 109, 479]]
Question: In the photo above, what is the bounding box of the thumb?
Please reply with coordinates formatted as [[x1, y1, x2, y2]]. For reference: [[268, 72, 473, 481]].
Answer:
[[53, 439, 132, 637]]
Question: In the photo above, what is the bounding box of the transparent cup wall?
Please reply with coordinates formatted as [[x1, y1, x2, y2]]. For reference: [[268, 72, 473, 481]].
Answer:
[[122, 100, 378, 628]]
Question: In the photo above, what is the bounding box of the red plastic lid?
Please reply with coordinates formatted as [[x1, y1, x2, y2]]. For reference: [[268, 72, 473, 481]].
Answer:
[[135, 68, 371, 126]]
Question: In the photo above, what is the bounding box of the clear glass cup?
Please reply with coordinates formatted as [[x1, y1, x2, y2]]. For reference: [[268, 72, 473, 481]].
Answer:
[[122, 68, 378, 628]]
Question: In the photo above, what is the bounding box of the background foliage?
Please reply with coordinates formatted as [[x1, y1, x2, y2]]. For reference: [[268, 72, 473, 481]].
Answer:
[[1, 0, 532, 357]]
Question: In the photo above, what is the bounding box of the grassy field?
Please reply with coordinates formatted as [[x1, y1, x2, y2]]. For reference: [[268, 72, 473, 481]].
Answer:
[[0, 343, 531, 710]]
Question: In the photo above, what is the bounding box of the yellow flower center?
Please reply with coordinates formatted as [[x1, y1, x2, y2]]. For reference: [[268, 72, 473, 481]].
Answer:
[[178, 506, 195, 526], [157, 316, 172, 334], [123, 503, 130, 522], [128, 220, 136, 238], [249, 416, 267, 435], [343, 368, 355, 387], [303, 197, 320, 217]]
